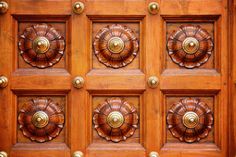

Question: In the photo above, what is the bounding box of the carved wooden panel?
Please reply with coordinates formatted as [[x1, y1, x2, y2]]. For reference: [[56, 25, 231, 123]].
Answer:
[[165, 22, 215, 70], [93, 97, 139, 143], [18, 23, 65, 69], [166, 97, 214, 143], [92, 22, 140, 69], [92, 97, 140, 143], [18, 22, 66, 69], [167, 25, 213, 69], [18, 97, 65, 143], [93, 24, 139, 69]]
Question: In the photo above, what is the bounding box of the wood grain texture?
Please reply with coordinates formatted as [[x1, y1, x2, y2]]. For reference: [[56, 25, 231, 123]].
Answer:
[[18, 22, 67, 69], [166, 97, 213, 143], [166, 22, 215, 70], [165, 96, 215, 144], [18, 97, 65, 143], [167, 25, 213, 69], [18, 23, 65, 68], [93, 24, 139, 69], [93, 97, 139, 143], [230, 0, 236, 157], [92, 22, 140, 70], [92, 96, 140, 144], [0, 0, 231, 157]]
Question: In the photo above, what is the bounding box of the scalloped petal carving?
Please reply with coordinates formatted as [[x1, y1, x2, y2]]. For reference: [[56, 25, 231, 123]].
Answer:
[[93, 24, 139, 68], [166, 98, 214, 143], [167, 25, 214, 68], [93, 97, 139, 142], [18, 23, 65, 68], [18, 98, 65, 143]]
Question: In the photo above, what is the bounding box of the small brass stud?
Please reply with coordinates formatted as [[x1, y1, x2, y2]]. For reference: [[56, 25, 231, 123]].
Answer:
[[73, 2, 85, 14], [73, 76, 85, 89], [148, 2, 159, 15], [0, 151, 7, 157], [0, 76, 8, 88], [73, 151, 84, 157], [0, 1, 8, 14], [148, 76, 159, 88], [149, 151, 159, 157]]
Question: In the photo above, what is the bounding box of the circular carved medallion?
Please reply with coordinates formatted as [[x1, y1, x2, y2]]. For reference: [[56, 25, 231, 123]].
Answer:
[[18, 23, 65, 68], [93, 24, 139, 68], [167, 25, 214, 68], [93, 98, 139, 142], [18, 98, 65, 143], [166, 98, 214, 143]]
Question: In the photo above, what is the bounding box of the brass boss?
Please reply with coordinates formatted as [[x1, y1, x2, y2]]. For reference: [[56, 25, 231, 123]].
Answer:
[[33, 37, 50, 54], [107, 111, 124, 128], [32, 111, 49, 128], [182, 111, 199, 128], [182, 37, 199, 54], [108, 37, 125, 54]]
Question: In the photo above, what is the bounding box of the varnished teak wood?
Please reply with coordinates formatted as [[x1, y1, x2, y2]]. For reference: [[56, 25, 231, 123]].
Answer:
[[0, 0, 233, 157]]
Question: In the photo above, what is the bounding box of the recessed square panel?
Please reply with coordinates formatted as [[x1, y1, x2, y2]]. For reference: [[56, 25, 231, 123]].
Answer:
[[165, 96, 214, 144], [92, 96, 140, 144], [165, 22, 215, 70], [92, 22, 140, 70], [17, 96, 66, 143], [18, 22, 67, 69]]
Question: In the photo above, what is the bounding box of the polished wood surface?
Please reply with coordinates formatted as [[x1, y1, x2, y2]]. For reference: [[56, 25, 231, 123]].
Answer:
[[0, 0, 233, 157], [230, 0, 236, 157]]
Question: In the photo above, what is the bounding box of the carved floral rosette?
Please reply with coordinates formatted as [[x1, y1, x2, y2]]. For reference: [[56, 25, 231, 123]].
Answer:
[[167, 25, 214, 68], [166, 98, 214, 143], [93, 24, 139, 68], [18, 23, 65, 68], [18, 98, 65, 143], [93, 98, 139, 142]]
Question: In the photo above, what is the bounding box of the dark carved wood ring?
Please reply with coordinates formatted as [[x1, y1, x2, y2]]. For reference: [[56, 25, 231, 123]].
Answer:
[[93, 97, 139, 142], [167, 25, 214, 68], [93, 24, 139, 68], [166, 98, 214, 143], [18, 23, 65, 68], [18, 98, 65, 143]]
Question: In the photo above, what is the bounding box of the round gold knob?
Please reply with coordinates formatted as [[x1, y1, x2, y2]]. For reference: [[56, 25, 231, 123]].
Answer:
[[73, 151, 84, 157], [32, 111, 49, 128], [183, 111, 199, 128], [33, 37, 50, 54], [73, 76, 85, 89], [147, 76, 159, 88], [148, 2, 159, 15], [0, 151, 7, 157], [73, 2, 85, 14], [0, 1, 8, 14], [182, 37, 199, 54], [107, 111, 124, 128], [149, 151, 159, 157], [108, 37, 125, 54], [0, 76, 8, 88]]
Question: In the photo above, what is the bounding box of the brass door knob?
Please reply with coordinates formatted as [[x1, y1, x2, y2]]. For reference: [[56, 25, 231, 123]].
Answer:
[[149, 151, 159, 157], [0, 1, 8, 14], [147, 76, 159, 88], [0, 76, 8, 88], [73, 151, 84, 157], [0, 151, 7, 157], [73, 76, 85, 89], [148, 2, 159, 15], [73, 2, 85, 14]]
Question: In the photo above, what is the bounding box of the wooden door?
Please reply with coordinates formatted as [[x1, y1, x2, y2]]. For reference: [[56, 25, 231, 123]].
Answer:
[[0, 0, 230, 157]]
